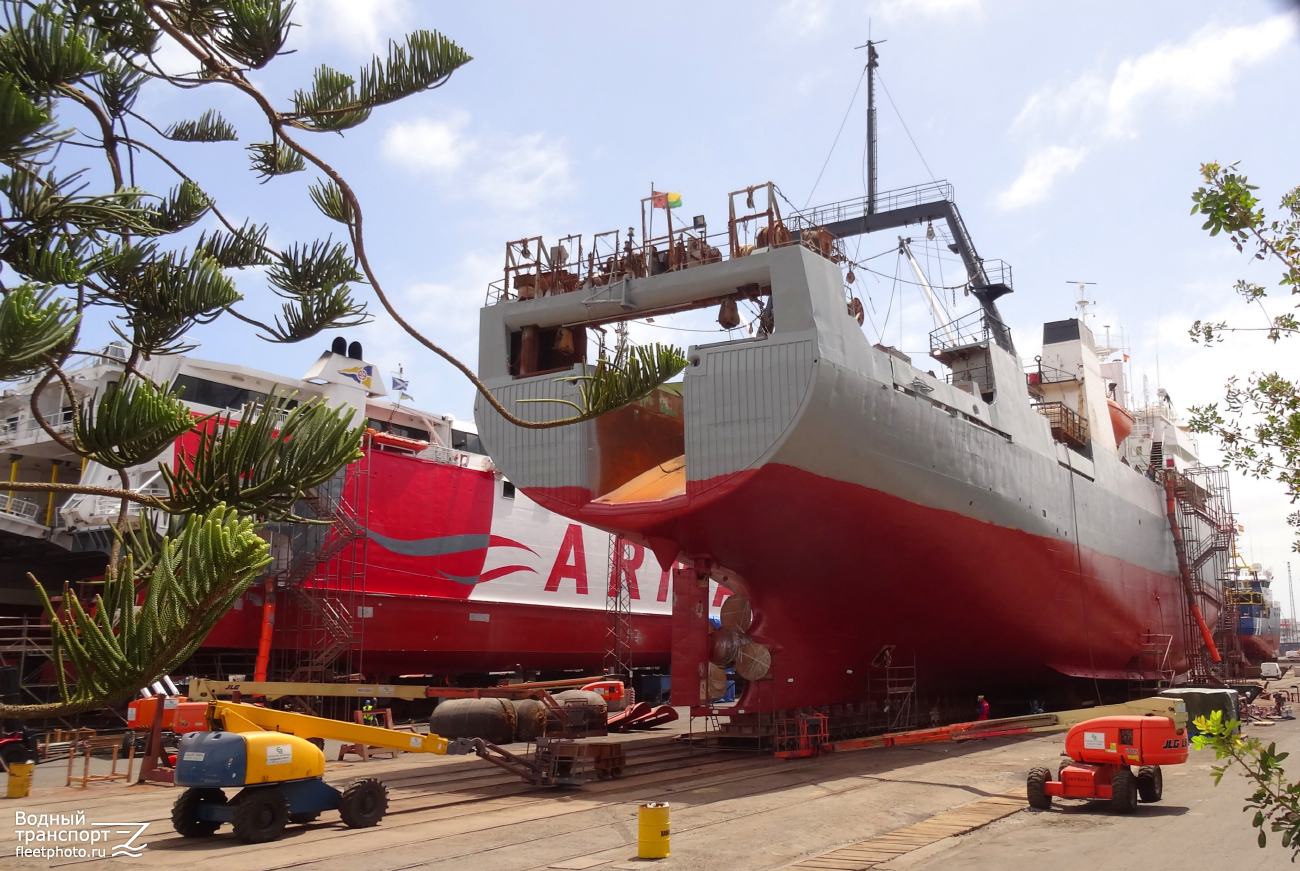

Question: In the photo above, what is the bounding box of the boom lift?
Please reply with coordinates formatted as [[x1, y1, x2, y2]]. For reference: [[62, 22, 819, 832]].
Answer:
[[1026, 715, 1190, 814], [171, 700, 625, 843]]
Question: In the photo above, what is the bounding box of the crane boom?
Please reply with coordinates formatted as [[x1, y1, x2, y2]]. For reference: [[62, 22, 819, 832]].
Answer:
[[202, 700, 449, 755]]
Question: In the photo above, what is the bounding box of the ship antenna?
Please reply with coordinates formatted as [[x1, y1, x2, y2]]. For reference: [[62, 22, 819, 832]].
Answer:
[[1067, 280, 1096, 324], [854, 35, 882, 214]]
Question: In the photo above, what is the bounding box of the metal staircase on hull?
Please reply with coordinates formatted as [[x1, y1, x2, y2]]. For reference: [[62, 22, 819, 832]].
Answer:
[[266, 454, 370, 685], [1162, 466, 1236, 684]]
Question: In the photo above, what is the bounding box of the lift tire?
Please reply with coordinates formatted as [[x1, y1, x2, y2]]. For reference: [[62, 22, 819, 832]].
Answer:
[[1111, 768, 1138, 814], [1026, 767, 1053, 810], [172, 788, 227, 838], [1137, 765, 1163, 802], [339, 778, 388, 828], [289, 812, 321, 824], [232, 787, 289, 843]]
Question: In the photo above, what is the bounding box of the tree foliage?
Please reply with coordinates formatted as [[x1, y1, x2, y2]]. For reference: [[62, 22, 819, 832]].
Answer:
[[0, 0, 686, 719], [1187, 162, 1300, 550], [1192, 711, 1300, 859]]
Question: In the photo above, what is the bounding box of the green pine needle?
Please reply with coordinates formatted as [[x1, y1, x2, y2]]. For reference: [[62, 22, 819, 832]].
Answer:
[[33, 504, 270, 711], [194, 220, 272, 268], [76, 376, 197, 469], [0, 73, 66, 161], [161, 392, 365, 520], [518, 343, 688, 421], [262, 282, 370, 342], [308, 177, 354, 224], [214, 0, 294, 69], [165, 108, 238, 142], [146, 179, 212, 232], [267, 238, 362, 298], [0, 284, 78, 381], [247, 139, 305, 181]]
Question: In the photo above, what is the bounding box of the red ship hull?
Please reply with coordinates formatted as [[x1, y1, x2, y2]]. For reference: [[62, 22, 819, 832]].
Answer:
[[1240, 635, 1279, 664], [201, 446, 679, 677], [530, 462, 1190, 709], [205, 594, 669, 675]]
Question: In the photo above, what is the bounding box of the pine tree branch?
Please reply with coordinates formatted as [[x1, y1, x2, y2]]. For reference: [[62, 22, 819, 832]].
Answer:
[[122, 129, 260, 242], [0, 481, 166, 508], [55, 83, 123, 189]]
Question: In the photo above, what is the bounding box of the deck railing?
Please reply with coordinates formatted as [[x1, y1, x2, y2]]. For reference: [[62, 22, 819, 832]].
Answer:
[[1032, 401, 1090, 449]]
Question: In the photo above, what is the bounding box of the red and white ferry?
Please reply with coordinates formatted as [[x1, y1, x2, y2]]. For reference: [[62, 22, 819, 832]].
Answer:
[[0, 339, 729, 681]]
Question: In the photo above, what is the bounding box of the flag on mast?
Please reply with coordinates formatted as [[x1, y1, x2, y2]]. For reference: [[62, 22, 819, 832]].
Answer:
[[652, 190, 682, 210], [392, 375, 410, 393]]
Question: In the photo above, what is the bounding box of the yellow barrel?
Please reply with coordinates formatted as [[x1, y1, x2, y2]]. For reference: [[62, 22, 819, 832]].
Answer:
[[638, 802, 670, 859], [6, 762, 34, 799]]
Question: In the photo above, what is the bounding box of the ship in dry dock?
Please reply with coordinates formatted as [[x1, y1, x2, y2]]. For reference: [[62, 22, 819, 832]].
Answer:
[[471, 176, 1243, 714], [0, 340, 732, 692]]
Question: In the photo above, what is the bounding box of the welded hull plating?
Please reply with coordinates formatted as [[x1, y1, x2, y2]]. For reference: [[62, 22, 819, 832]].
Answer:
[[475, 245, 1212, 707]]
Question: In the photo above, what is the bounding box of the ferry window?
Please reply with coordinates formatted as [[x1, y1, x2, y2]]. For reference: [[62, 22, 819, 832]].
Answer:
[[502, 481, 515, 499], [367, 419, 430, 442], [172, 374, 272, 411], [451, 428, 483, 454]]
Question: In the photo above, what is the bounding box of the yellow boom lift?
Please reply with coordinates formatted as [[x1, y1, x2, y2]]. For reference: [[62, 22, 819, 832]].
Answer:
[[171, 699, 624, 843]]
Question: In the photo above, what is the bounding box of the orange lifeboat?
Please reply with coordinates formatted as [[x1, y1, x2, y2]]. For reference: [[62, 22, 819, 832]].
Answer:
[[1107, 399, 1134, 446]]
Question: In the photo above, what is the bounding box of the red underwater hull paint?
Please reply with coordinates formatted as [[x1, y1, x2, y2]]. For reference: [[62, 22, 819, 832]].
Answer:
[[529, 462, 1190, 708], [205, 591, 670, 675], [1241, 634, 1280, 664]]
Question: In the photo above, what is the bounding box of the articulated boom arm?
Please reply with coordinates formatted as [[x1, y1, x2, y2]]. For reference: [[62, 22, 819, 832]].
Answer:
[[206, 700, 449, 755]]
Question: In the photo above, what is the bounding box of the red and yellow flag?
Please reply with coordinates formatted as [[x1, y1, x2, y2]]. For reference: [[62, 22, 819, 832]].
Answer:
[[652, 190, 682, 210]]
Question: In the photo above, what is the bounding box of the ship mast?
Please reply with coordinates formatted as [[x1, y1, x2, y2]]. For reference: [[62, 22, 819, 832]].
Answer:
[[862, 39, 880, 214], [852, 37, 883, 214]]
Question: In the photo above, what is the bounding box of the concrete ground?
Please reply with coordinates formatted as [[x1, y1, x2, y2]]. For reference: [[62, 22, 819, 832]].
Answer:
[[897, 717, 1297, 871], [2, 712, 1295, 870]]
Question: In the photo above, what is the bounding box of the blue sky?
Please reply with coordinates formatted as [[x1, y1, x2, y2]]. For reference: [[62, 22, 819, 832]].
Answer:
[[66, 1, 1300, 603]]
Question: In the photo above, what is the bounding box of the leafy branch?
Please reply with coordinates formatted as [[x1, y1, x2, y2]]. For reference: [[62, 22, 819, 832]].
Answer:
[[1186, 162, 1300, 551], [1192, 711, 1300, 858]]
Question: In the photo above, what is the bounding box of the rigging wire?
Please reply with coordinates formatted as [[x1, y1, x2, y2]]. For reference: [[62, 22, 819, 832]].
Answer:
[[877, 71, 937, 183], [804, 65, 869, 209], [876, 251, 901, 344]]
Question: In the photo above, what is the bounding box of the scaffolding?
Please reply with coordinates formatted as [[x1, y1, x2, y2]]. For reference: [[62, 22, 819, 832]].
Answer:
[[266, 446, 371, 717], [603, 536, 633, 685], [868, 657, 918, 733], [1163, 465, 1242, 683]]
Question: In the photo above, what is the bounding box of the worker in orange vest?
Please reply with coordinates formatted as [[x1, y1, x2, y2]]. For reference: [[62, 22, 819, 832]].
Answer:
[[975, 695, 989, 721]]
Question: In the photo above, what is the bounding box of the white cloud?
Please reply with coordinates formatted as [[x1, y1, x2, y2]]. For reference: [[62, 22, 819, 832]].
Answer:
[[778, 0, 831, 36], [475, 134, 571, 213], [381, 114, 572, 215], [995, 145, 1085, 211], [998, 12, 1297, 210], [879, 0, 980, 21], [382, 113, 470, 175], [1104, 15, 1296, 137], [292, 0, 414, 53]]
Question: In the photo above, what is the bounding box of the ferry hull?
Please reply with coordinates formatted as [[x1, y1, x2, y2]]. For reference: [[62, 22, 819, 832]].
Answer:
[[205, 594, 670, 675]]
